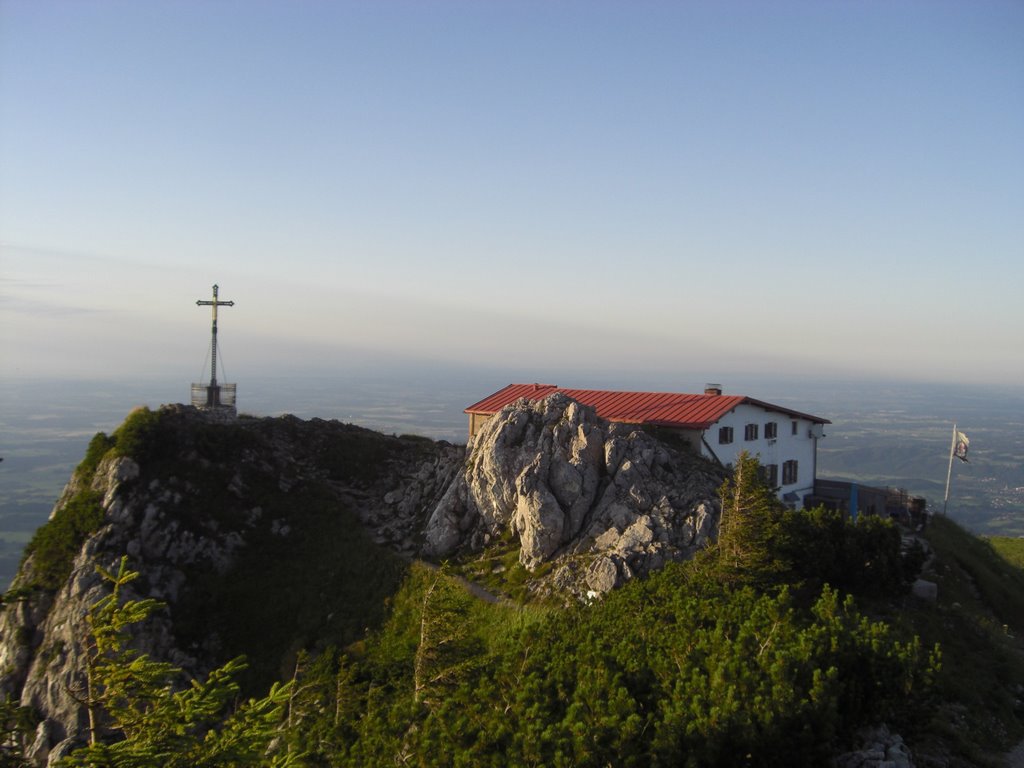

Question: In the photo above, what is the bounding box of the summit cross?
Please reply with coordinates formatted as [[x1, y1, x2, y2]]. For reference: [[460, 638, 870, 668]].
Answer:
[[196, 284, 234, 388]]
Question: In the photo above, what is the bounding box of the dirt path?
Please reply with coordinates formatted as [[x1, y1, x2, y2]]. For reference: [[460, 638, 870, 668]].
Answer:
[[418, 559, 503, 604]]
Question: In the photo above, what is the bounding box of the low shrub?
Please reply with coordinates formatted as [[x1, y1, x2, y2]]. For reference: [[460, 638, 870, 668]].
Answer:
[[111, 406, 163, 462], [20, 490, 105, 590]]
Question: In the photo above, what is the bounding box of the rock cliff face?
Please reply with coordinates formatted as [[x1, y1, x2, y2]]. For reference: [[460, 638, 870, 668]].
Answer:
[[423, 393, 724, 597]]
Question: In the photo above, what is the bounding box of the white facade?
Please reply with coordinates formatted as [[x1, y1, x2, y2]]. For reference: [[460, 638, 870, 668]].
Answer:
[[697, 402, 824, 507]]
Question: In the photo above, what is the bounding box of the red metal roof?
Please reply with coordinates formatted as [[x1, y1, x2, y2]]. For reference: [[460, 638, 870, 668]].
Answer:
[[465, 384, 829, 430]]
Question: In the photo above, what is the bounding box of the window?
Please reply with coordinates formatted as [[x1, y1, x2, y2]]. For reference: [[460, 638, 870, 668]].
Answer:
[[782, 459, 799, 485], [761, 463, 778, 487], [764, 421, 777, 440], [744, 423, 758, 441], [718, 426, 733, 445], [791, 420, 799, 436]]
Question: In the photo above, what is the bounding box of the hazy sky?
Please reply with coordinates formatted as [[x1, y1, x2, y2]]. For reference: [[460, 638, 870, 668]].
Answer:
[[2, 1, 1022, 390]]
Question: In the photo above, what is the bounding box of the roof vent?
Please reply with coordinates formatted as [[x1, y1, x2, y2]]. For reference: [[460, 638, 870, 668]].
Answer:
[[704, 383, 723, 396]]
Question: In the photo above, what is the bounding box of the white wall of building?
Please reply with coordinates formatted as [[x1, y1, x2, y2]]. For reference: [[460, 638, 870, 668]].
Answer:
[[699, 402, 822, 507]]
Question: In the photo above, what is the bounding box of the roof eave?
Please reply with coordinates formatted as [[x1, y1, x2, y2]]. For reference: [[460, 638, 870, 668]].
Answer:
[[741, 397, 831, 425]]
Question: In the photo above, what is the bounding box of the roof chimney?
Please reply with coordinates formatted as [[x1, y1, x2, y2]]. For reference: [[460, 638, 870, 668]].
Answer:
[[704, 383, 722, 396]]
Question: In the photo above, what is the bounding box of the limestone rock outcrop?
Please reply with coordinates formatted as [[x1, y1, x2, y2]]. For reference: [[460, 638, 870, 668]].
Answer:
[[832, 724, 916, 768], [423, 393, 724, 597]]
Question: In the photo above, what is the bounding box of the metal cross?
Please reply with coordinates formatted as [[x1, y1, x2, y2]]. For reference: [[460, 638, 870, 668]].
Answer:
[[196, 284, 234, 387]]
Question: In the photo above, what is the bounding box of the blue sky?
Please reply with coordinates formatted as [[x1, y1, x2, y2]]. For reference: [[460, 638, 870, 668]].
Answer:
[[1, 0, 1022, 390]]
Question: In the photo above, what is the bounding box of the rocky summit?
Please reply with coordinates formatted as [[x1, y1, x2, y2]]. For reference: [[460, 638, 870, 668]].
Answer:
[[0, 405, 463, 764]]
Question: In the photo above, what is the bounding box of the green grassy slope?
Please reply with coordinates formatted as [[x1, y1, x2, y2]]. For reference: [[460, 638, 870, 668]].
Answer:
[[900, 516, 1024, 765], [990, 536, 1024, 569]]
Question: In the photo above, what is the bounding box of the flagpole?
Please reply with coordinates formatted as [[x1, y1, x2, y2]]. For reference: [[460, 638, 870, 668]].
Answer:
[[943, 422, 957, 515]]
